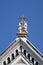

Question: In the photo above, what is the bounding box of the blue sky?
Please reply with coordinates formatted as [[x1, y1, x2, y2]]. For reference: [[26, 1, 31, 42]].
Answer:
[[0, 0, 43, 54]]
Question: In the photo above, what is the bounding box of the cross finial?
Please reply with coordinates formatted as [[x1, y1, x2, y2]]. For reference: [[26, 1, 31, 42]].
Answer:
[[20, 15, 26, 20], [17, 15, 28, 38]]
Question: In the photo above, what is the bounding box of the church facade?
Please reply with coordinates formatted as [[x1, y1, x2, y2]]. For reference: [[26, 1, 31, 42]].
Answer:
[[0, 15, 43, 65]]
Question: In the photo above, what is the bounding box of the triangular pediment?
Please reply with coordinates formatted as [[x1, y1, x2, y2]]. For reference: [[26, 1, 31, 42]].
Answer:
[[0, 38, 43, 65], [0, 38, 43, 58]]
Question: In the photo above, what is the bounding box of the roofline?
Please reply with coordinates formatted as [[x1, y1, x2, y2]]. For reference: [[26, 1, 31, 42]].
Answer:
[[0, 38, 19, 56], [0, 38, 43, 59], [26, 40, 43, 58]]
